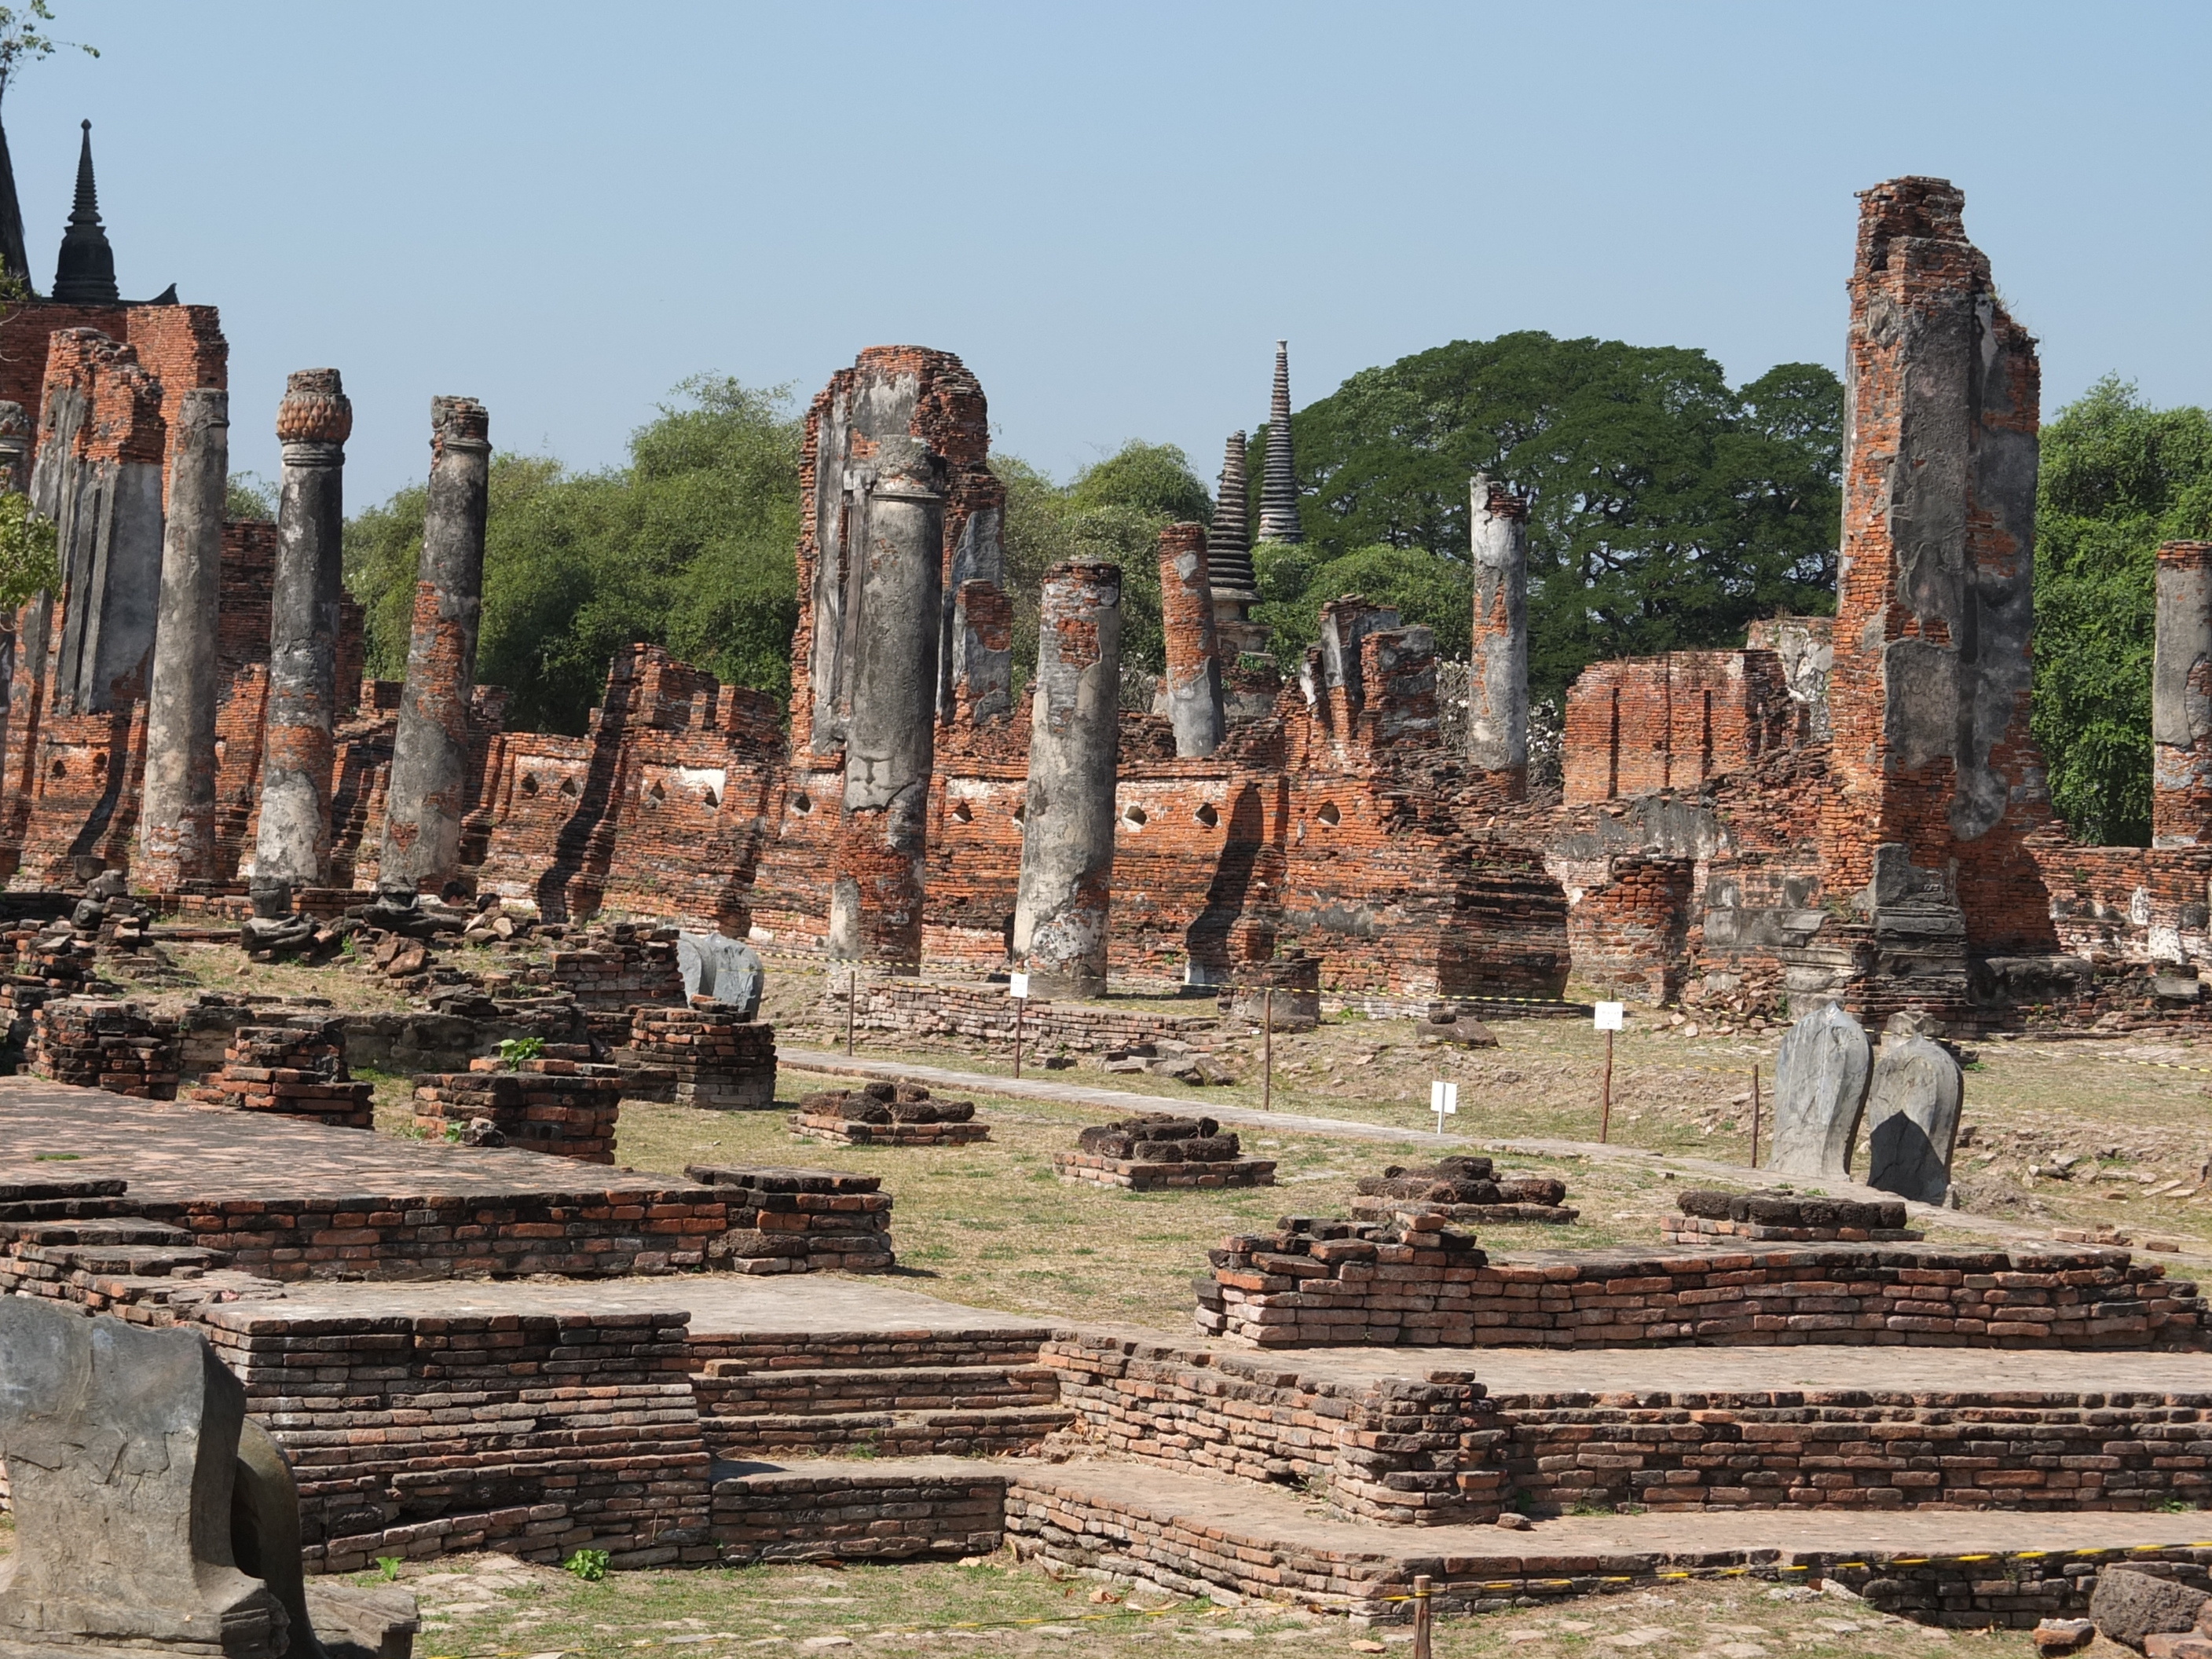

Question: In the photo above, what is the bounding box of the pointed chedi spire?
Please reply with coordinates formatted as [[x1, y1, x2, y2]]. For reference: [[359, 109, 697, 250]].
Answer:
[[1208, 430, 1255, 597], [0, 114, 31, 293], [53, 119, 116, 303], [1258, 339, 1302, 544]]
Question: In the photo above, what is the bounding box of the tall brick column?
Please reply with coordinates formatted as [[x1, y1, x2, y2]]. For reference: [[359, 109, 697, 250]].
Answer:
[[137, 388, 228, 888], [1808, 176, 2053, 1009], [1158, 521, 1224, 758], [2153, 540, 2212, 847], [380, 396, 490, 896], [254, 369, 351, 900], [1467, 472, 1529, 794], [1013, 560, 1122, 998], [830, 441, 944, 969]]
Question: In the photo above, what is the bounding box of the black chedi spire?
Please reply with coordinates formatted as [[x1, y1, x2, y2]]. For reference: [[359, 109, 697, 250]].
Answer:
[[52, 119, 116, 303]]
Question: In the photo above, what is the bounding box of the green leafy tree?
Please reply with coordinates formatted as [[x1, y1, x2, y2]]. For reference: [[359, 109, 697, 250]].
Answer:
[[0, 2, 95, 108], [991, 440, 1211, 687], [2033, 377, 2212, 846], [342, 377, 801, 734], [0, 488, 57, 608], [225, 471, 275, 522], [1251, 332, 1842, 695]]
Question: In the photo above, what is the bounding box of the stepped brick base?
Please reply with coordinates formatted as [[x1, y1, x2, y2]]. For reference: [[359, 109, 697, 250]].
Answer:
[[1042, 1332, 1504, 1524], [1053, 1150, 1276, 1190], [1198, 1236, 2207, 1351], [411, 1053, 624, 1161], [1663, 1214, 1921, 1244], [26, 997, 179, 1098], [160, 1186, 746, 1280], [683, 1163, 895, 1273], [1494, 1382, 2212, 1514], [201, 1303, 716, 1573], [712, 1462, 1007, 1565], [192, 1016, 375, 1129], [628, 1001, 777, 1110], [791, 1111, 991, 1147], [1353, 1198, 1579, 1226]]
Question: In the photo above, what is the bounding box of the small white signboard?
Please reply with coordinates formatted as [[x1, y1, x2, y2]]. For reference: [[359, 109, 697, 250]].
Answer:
[[1009, 972, 1031, 1001], [1594, 1001, 1625, 1032], [1429, 1079, 1458, 1136]]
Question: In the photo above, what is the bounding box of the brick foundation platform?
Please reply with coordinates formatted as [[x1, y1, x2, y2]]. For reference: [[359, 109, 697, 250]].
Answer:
[[627, 999, 777, 1110], [1664, 1188, 1923, 1244], [192, 1015, 375, 1129], [825, 976, 1219, 1055], [789, 1081, 991, 1147], [26, 996, 179, 1097], [411, 1050, 624, 1161], [1349, 1155, 1579, 1227], [1051, 1111, 1276, 1191], [682, 1163, 895, 1273], [1197, 1227, 2207, 1350]]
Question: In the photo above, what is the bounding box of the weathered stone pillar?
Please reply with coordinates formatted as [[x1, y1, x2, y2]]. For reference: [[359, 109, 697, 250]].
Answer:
[[137, 388, 228, 888], [1157, 521, 1224, 758], [254, 369, 351, 901], [1467, 473, 1529, 793], [1013, 560, 1122, 998], [829, 441, 943, 969], [380, 396, 490, 895], [2152, 539, 2212, 848]]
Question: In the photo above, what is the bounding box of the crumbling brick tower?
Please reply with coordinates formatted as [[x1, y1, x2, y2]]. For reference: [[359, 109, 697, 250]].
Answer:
[[1813, 177, 2056, 1016], [788, 347, 1009, 970]]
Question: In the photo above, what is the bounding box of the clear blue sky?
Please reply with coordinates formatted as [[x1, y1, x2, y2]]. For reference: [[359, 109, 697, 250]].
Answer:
[[4, 1, 2205, 508]]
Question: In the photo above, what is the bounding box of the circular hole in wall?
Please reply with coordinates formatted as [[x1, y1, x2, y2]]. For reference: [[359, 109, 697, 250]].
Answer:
[[1317, 801, 1342, 827], [1123, 804, 1149, 830], [790, 792, 813, 815], [1194, 802, 1220, 829], [521, 774, 540, 797], [950, 799, 973, 824]]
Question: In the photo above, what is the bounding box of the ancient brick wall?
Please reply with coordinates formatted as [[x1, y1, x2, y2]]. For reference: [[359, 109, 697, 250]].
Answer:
[[1562, 650, 1798, 805], [1568, 855, 1694, 1002]]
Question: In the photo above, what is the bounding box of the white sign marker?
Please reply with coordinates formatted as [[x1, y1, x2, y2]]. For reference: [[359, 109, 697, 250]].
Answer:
[[1009, 972, 1031, 1001], [1594, 1001, 1624, 1032], [1429, 1079, 1459, 1136]]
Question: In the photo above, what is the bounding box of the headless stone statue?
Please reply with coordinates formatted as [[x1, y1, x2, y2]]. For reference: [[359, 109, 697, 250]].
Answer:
[[0, 1298, 416, 1659], [676, 932, 764, 1019], [1767, 1002, 1872, 1181], [1862, 1028, 1964, 1205]]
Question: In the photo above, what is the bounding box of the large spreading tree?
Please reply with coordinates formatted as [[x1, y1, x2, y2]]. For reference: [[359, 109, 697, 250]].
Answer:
[[1248, 331, 1844, 701]]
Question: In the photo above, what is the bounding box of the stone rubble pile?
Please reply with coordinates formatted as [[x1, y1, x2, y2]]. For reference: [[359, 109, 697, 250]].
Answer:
[[1664, 1187, 1922, 1244], [1350, 1154, 1576, 1225], [411, 1047, 624, 1162], [791, 1079, 989, 1147], [625, 998, 777, 1109], [683, 1163, 895, 1273], [191, 1013, 375, 1129], [1053, 1112, 1276, 1190], [25, 996, 180, 1098]]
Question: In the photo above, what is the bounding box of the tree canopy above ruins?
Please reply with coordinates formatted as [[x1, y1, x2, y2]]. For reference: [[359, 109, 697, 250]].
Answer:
[[1262, 331, 1844, 700]]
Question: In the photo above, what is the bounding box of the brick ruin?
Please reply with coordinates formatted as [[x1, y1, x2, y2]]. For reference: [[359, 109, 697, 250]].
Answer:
[[0, 160, 2203, 1032]]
